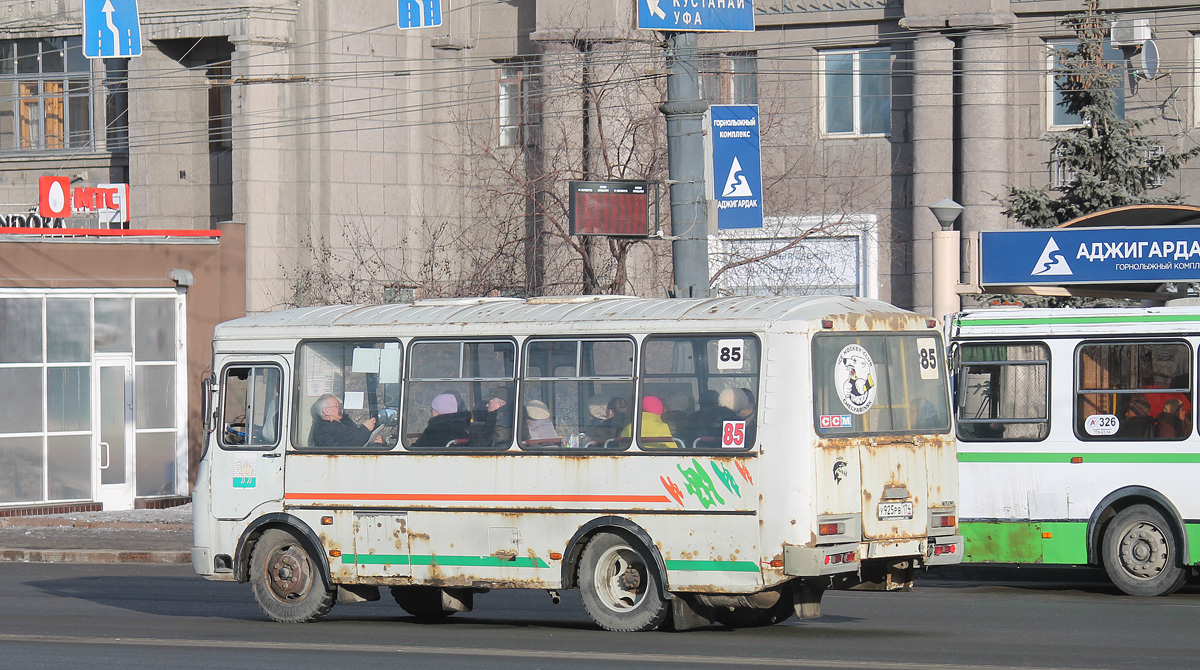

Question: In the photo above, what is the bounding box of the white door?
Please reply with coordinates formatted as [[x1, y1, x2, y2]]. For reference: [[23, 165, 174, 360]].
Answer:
[[96, 355, 135, 510], [211, 359, 287, 520]]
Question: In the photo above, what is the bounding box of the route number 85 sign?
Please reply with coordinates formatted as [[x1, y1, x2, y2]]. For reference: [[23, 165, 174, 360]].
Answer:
[[717, 339, 744, 370], [722, 420, 747, 448]]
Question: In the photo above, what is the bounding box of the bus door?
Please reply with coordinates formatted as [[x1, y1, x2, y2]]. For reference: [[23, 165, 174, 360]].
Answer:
[[211, 358, 287, 520]]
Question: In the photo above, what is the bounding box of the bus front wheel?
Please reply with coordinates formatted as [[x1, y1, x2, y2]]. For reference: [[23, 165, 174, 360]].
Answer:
[[578, 531, 669, 632], [249, 528, 336, 623], [1102, 504, 1188, 597]]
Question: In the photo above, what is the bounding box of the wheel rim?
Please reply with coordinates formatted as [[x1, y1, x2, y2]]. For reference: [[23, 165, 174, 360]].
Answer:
[[1117, 520, 1170, 581], [592, 544, 647, 612], [264, 541, 315, 602]]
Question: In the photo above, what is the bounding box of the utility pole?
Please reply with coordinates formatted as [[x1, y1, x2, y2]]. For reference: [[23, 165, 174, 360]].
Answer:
[[659, 32, 710, 299]]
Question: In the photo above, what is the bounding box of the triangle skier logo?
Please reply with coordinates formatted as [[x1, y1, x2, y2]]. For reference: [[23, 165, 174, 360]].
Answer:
[[722, 157, 754, 198], [1031, 237, 1073, 276]]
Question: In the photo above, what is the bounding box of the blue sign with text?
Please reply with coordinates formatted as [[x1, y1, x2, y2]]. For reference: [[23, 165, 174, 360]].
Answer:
[[398, 0, 443, 29], [981, 227, 1200, 285], [83, 0, 142, 59], [637, 0, 755, 32], [710, 105, 763, 229]]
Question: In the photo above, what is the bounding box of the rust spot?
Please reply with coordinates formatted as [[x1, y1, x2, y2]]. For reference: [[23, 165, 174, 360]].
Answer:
[[409, 532, 430, 541]]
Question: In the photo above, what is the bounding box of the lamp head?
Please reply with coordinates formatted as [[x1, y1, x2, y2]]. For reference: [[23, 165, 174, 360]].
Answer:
[[929, 198, 964, 231]]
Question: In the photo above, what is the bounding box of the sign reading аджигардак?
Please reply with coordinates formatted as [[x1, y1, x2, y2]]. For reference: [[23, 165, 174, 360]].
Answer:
[[981, 227, 1200, 286]]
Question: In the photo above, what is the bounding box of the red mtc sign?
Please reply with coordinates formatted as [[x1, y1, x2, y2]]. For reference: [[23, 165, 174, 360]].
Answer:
[[37, 176, 129, 223]]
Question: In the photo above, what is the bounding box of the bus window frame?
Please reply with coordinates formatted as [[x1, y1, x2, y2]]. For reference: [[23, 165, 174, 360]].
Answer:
[[217, 362, 284, 452], [639, 332, 761, 454], [954, 340, 1052, 443], [519, 335, 637, 452], [403, 336, 518, 453], [811, 331, 952, 438], [1073, 338, 1193, 442], [292, 338, 404, 452]]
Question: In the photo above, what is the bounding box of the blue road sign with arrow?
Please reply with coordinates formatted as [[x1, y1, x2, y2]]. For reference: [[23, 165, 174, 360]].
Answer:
[[83, 0, 143, 59], [398, 0, 443, 29], [637, 0, 754, 32], [710, 105, 763, 229]]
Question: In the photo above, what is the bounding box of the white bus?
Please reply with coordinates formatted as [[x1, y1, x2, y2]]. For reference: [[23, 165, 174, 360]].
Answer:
[[191, 295, 961, 630], [949, 304, 1200, 596]]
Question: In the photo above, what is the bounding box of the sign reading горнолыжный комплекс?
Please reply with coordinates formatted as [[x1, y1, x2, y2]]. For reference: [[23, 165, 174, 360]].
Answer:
[[980, 227, 1200, 285], [710, 105, 763, 230]]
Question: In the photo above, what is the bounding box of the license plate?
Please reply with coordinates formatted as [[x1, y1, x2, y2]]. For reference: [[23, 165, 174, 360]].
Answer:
[[878, 502, 913, 520]]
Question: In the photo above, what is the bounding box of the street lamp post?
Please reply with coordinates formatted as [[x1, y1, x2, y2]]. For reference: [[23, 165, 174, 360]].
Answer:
[[929, 198, 963, 320]]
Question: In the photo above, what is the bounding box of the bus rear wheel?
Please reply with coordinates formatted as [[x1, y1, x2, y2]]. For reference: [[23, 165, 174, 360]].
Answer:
[[578, 531, 669, 632], [249, 528, 336, 623], [1102, 504, 1188, 597]]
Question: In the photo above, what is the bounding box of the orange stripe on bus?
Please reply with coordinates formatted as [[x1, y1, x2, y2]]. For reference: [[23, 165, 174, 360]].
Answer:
[[284, 492, 673, 503]]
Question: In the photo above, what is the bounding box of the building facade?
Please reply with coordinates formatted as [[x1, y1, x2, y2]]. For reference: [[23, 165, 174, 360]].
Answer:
[[0, 0, 1197, 507]]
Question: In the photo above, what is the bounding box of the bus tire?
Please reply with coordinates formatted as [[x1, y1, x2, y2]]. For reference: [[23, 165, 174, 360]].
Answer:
[[249, 528, 336, 623], [578, 531, 669, 632], [389, 586, 454, 619], [1101, 504, 1188, 597]]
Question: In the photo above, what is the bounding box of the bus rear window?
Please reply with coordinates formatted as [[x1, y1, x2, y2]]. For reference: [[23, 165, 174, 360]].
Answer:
[[812, 333, 949, 435]]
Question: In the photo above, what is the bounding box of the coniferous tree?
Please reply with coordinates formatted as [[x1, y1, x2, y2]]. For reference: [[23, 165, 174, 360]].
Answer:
[[1002, 0, 1200, 228]]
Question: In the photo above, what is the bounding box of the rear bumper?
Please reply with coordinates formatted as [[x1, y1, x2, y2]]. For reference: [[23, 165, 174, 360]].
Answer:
[[924, 534, 964, 566], [783, 542, 859, 577]]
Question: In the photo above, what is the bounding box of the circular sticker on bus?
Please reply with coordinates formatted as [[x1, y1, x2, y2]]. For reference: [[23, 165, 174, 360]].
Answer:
[[835, 344, 877, 415], [1084, 414, 1120, 436]]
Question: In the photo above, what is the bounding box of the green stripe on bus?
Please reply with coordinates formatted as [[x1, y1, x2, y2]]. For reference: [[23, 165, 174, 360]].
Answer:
[[965, 521, 1200, 565], [960, 313, 1200, 327], [959, 452, 1200, 464], [347, 554, 550, 569], [664, 559, 761, 573], [961, 521, 1088, 564]]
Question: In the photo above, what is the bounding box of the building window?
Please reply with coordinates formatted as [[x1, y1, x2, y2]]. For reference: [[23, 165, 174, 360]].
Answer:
[[0, 37, 103, 152], [700, 52, 758, 105], [820, 47, 891, 137], [207, 60, 232, 151], [497, 60, 540, 148], [1048, 39, 1125, 129]]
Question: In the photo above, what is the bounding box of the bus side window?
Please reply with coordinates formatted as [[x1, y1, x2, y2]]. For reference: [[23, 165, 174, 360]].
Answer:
[[955, 343, 1049, 442], [1076, 341, 1192, 441], [641, 335, 759, 451], [520, 338, 635, 451], [220, 365, 282, 448]]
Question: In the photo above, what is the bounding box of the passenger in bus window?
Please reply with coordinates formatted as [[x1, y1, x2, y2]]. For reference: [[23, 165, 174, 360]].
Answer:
[[524, 400, 559, 441], [1155, 398, 1190, 438], [660, 391, 693, 436], [1115, 395, 1154, 438], [909, 397, 942, 431], [623, 395, 676, 448], [684, 389, 734, 448], [412, 393, 472, 448], [589, 396, 630, 443], [471, 387, 513, 449], [310, 394, 379, 447], [719, 388, 756, 447]]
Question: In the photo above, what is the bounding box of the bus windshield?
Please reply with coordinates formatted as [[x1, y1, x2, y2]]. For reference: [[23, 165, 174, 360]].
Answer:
[[812, 333, 949, 435]]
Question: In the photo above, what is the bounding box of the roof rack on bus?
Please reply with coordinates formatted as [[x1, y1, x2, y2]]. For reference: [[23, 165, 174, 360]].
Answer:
[[525, 295, 635, 305], [409, 297, 523, 307]]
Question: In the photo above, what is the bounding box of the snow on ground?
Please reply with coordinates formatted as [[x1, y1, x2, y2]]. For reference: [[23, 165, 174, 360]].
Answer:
[[41, 503, 193, 524]]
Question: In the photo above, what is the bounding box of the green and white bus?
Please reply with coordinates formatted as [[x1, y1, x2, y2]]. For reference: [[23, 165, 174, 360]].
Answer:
[[949, 304, 1200, 595], [191, 295, 961, 630]]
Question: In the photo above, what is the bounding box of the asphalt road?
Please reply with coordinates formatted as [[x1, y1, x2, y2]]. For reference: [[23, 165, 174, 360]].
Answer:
[[1, 563, 1198, 670]]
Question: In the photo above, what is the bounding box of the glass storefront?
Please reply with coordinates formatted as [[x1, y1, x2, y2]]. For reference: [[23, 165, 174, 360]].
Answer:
[[0, 289, 185, 509]]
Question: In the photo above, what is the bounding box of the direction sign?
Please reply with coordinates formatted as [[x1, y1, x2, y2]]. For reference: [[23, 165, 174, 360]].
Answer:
[[398, 0, 442, 29], [710, 105, 763, 229], [980, 227, 1200, 286], [637, 0, 754, 32], [83, 0, 142, 59]]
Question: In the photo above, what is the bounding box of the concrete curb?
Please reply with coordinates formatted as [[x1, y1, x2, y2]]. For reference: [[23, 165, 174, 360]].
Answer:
[[0, 518, 190, 531], [0, 548, 191, 564]]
